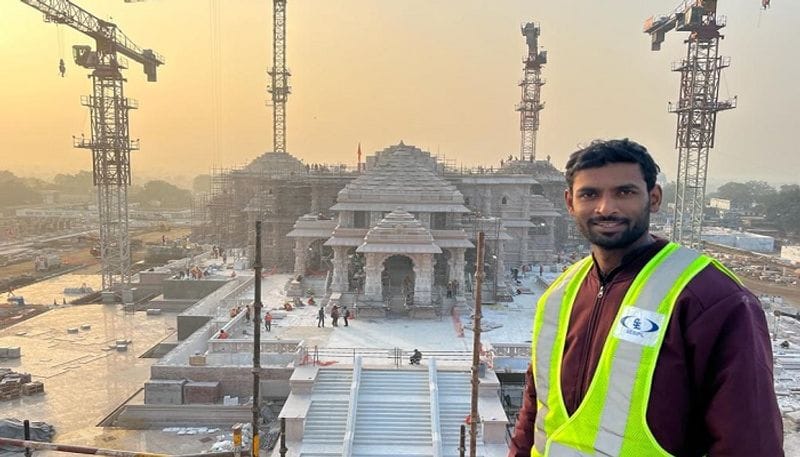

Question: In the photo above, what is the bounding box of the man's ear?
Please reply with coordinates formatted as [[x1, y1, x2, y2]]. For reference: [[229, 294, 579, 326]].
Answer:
[[649, 184, 663, 213], [565, 188, 575, 216]]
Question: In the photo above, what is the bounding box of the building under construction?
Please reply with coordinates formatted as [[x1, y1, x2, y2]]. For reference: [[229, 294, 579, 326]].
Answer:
[[196, 145, 570, 272]]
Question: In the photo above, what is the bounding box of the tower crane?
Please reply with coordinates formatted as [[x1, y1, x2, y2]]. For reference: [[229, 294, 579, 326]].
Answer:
[[516, 22, 546, 162], [20, 0, 164, 290], [643, 0, 739, 249], [268, 0, 291, 154]]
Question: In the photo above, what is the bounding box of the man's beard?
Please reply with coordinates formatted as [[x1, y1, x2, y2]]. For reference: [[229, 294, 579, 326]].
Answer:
[[577, 203, 650, 250]]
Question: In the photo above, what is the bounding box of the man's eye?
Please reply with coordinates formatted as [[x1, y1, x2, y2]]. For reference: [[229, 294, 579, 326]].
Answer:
[[579, 193, 596, 199]]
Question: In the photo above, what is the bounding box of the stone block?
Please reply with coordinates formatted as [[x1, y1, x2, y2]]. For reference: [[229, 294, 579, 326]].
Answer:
[[146, 308, 162, 316], [5, 347, 20, 359], [189, 354, 207, 366], [144, 379, 186, 405], [183, 381, 221, 404], [21, 381, 44, 396]]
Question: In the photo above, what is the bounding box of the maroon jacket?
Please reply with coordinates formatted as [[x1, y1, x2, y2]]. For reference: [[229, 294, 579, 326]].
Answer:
[[509, 239, 783, 456]]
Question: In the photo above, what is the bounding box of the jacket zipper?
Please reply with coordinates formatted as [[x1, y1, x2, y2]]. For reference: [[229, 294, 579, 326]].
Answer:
[[573, 283, 605, 412]]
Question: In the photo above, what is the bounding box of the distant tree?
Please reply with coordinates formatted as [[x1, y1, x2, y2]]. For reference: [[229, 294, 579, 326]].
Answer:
[[765, 184, 800, 236], [21, 176, 49, 190], [712, 180, 776, 211], [131, 180, 192, 209], [53, 171, 94, 196], [192, 174, 212, 194], [0, 170, 42, 207]]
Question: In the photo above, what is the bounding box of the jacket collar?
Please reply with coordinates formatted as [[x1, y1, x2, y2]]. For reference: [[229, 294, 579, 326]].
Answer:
[[589, 237, 669, 286]]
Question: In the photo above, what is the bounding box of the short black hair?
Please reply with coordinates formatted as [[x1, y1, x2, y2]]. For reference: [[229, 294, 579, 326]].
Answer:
[[564, 139, 660, 191]]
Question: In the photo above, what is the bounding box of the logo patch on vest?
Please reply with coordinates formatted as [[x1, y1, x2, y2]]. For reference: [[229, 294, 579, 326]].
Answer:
[[613, 307, 665, 347]]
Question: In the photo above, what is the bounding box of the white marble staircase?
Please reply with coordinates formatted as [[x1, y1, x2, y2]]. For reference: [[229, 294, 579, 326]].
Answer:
[[352, 369, 433, 457], [291, 363, 500, 457], [300, 369, 353, 456], [437, 371, 483, 457]]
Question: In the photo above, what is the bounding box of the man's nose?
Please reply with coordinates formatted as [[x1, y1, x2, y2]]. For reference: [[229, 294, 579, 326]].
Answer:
[[595, 194, 618, 215]]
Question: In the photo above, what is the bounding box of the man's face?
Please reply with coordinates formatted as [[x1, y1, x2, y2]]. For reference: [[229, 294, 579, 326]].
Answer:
[[565, 162, 662, 250]]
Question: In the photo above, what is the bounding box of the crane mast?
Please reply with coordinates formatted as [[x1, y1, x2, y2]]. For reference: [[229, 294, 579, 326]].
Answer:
[[644, 0, 735, 249], [516, 22, 546, 162], [268, 0, 291, 154], [20, 0, 163, 290]]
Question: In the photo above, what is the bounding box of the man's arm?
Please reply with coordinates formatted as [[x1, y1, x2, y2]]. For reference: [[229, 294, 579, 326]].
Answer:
[[685, 288, 783, 456], [508, 363, 537, 457]]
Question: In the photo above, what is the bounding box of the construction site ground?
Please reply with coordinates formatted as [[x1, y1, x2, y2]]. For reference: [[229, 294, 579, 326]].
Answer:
[[0, 303, 214, 456], [0, 227, 192, 285]]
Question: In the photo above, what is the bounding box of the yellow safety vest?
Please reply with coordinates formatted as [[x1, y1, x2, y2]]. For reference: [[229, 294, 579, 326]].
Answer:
[[530, 242, 739, 456]]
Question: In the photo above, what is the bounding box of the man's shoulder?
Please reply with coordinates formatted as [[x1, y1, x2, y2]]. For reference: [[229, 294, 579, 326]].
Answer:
[[680, 261, 758, 314]]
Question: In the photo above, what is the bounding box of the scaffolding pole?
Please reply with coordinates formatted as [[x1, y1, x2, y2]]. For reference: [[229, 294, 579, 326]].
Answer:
[[469, 231, 485, 457]]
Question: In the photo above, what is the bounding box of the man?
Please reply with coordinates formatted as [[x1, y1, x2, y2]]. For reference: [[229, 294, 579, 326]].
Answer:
[[317, 307, 325, 328], [410, 349, 422, 365], [509, 139, 782, 456], [331, 305, 340, 327]]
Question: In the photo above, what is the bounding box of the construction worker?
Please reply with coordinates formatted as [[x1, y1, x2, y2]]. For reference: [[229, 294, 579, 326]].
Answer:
[[409, 349, 422, 365], [509, 139, 782, 456]]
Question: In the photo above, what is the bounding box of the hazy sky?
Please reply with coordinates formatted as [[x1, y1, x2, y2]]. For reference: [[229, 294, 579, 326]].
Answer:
[[1, 0, 798, 187]]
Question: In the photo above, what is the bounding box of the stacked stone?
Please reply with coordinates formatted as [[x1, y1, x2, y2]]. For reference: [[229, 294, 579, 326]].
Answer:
[[0, 369, 42, 400]]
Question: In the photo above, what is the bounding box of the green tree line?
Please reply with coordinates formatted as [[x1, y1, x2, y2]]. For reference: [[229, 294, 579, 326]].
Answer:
[[0, 170, 195, 210]]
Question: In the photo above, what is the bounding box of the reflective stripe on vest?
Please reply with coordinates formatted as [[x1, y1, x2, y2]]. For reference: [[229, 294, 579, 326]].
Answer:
[[530, 243, 716, 456]]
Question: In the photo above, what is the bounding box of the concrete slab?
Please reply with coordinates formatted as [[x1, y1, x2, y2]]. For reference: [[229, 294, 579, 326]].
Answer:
[[0, 303, 198, 451]]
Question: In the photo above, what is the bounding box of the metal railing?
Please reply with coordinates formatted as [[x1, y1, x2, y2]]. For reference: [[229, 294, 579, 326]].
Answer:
[[299, 346, 473, 367]]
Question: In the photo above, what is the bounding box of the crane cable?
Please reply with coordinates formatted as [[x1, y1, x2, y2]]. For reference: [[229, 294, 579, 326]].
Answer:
[[209, 0, 223, 166], [56, 24, 66, 77]]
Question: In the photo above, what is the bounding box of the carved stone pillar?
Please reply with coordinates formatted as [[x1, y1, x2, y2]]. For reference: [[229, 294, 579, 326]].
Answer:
[[310, 186, 320, 214], [496, 240, 506, 286], [364, 253, 384, 301], [293, 239, 310, 278], [413, 254, 433, 306], [330, 246, 349, 293], [449, 248, 466, 302], [521, 231, 530, 267]]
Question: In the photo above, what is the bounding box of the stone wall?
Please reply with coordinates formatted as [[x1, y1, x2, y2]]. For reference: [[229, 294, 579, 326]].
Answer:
[[149, 365, 293, 400], [163, 279, 228, 300]]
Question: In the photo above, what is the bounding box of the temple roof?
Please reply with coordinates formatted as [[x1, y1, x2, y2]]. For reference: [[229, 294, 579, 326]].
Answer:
[[499, 159, 565, 181], [331, 143, 469, 213], [286, 214, 338, 239], [356, 210, 442, 254], [241, 152, 307, 176]]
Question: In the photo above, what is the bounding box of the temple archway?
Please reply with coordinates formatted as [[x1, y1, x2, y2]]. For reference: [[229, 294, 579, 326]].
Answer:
[[305, 239, 333, 275], [382, 255, 415, 303]]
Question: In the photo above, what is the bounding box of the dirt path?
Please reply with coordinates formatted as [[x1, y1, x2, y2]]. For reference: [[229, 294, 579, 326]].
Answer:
[[741, 277, 800, 308], [0, 227, 192, 283]]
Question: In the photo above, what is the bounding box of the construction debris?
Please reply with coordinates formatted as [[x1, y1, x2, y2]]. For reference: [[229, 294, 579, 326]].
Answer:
[[0, 419, 55, 454], [0, 369, 42, 401]]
